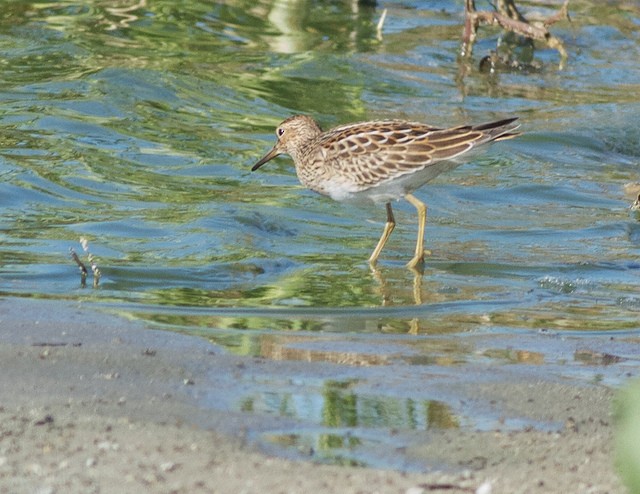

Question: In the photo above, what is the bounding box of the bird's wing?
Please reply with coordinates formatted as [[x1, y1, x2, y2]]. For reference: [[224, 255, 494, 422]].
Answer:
[[318, 119, 518, 188]]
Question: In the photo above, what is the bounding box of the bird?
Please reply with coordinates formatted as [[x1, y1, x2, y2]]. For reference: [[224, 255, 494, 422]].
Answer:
[[252, 114, 520, 269]]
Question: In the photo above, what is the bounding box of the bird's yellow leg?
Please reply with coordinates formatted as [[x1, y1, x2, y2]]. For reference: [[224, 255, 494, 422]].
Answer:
[[404, 193, 427, 269], [368, 202, 395, 266]]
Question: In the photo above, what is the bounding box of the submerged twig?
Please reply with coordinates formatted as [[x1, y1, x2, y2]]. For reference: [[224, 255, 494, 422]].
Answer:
[[462, 0, 570, 69], [70, 237, 101, 288], [70, 248, 88, 276]]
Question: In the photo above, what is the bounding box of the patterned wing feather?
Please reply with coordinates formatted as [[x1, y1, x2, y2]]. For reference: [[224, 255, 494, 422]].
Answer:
[[319, 119, 519, 188]]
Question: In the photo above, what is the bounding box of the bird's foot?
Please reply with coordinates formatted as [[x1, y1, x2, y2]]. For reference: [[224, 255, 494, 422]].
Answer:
[[406, 249, 431, 272]]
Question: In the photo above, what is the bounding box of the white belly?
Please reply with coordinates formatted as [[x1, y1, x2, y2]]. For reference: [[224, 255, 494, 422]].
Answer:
[[314, 159, 465, 204]]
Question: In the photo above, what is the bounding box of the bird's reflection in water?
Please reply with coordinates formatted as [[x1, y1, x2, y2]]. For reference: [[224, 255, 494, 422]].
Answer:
[[369, 264, 425, 335]]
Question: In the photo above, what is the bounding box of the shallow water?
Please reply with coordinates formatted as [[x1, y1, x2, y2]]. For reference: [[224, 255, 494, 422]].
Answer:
[[1, 0, 639, 468]]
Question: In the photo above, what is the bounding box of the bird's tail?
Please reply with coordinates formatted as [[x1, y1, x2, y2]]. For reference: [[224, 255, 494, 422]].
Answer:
[[473, 117, 521, 142]]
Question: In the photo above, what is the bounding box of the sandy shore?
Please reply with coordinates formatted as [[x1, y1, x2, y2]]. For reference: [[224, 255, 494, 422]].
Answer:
[[0, 297, 624, 493]]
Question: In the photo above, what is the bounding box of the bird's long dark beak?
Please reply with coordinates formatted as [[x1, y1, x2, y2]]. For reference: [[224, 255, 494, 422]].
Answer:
[[251, 145, 281, 171]]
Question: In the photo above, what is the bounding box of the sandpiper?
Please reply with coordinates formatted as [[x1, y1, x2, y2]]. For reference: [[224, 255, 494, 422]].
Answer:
[[252, 115, 520, 268]]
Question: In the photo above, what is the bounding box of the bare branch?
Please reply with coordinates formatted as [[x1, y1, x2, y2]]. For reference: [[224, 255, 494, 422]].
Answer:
[[461, 0, 570, 69], [69, 248, 88, 276]]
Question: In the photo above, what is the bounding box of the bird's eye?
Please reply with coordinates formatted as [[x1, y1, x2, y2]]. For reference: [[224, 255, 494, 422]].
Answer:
[[277, 127, 285, 137]]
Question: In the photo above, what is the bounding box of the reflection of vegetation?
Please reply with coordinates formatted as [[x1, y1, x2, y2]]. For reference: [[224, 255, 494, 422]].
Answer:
[[129, 270, 640, 339], [265, 433, 365, 467], [322, 380, 358, 428], [319, 380, 459, 430], [239, 397, 254, 412], [237, 376, 459, 433], [426, 400, 460, 429], [317, 433, 362, 459], [250, 377, 460, 466]]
